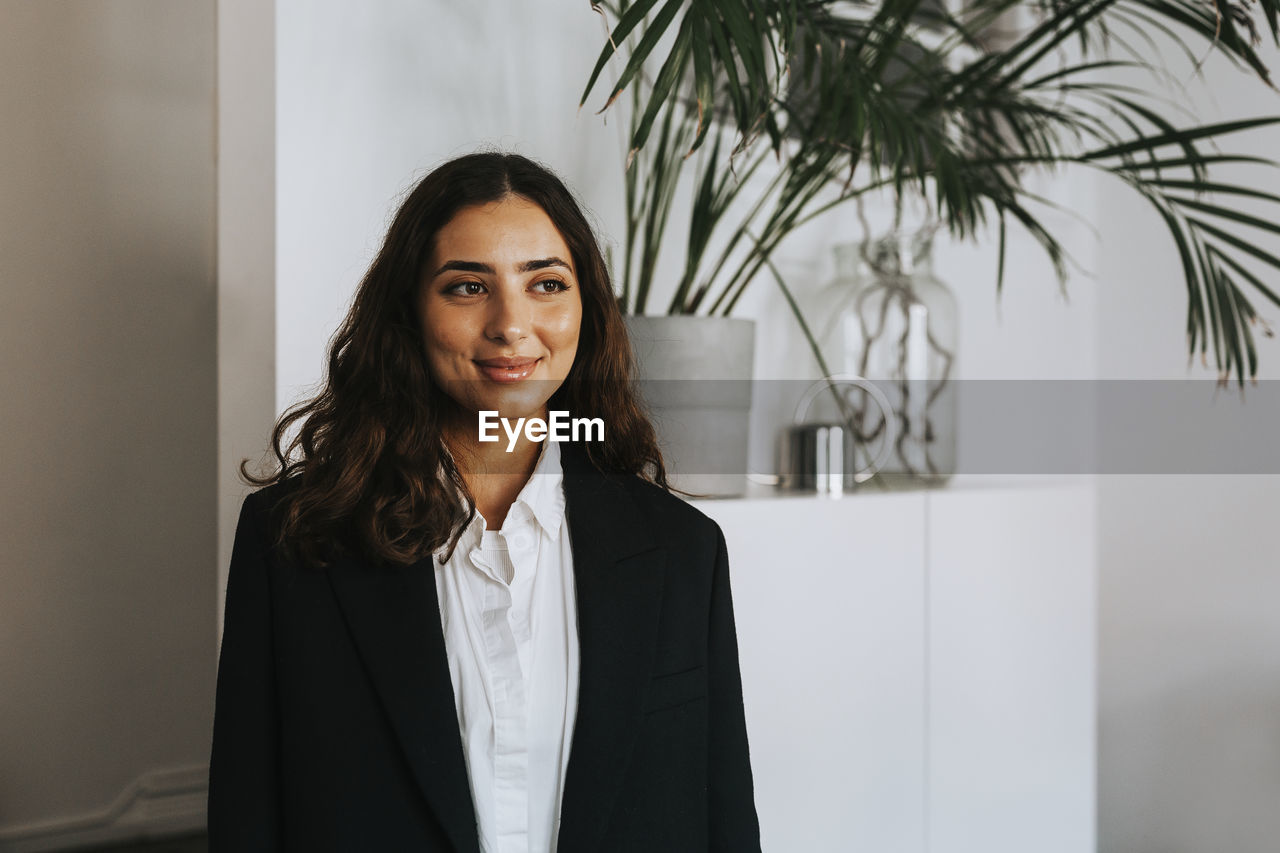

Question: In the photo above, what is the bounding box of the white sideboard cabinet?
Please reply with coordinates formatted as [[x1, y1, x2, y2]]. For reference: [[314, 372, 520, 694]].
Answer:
[[694, 478, 1096, 853]]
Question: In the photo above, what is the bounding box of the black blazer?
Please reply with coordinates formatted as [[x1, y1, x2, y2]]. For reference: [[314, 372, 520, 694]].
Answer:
[[207, 441, 762, 852]]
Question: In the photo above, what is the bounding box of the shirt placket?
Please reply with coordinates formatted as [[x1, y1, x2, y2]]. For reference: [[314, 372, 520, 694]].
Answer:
[[473, 546, 529, 853]]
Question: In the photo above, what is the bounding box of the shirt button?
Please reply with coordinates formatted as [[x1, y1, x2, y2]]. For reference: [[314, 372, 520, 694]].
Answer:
[[511, 534, 530, 549]]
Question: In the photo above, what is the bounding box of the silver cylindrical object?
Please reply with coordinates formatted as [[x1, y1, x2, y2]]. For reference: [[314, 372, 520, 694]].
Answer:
[[779, 423, 856, 495], [777, 376, 896, 494]]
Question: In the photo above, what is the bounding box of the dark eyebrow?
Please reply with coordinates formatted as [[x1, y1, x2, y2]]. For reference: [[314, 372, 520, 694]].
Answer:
[[518, 257, 572, 273], [430, 257, 572, 278], [431, 260, 494, 277]]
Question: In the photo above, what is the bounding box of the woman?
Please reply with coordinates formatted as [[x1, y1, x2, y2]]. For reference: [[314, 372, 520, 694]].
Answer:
[[208, 152, 761, 853]]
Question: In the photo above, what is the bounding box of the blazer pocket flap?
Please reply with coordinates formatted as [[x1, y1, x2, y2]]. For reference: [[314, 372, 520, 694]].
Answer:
[[643, 664, 706, 713]]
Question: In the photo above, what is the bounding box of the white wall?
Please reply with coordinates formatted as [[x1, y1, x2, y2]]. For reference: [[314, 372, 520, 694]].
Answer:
[[1095, 42, 1280, 853], [0, 1, 216, 849], [274, 0, 624, 411]]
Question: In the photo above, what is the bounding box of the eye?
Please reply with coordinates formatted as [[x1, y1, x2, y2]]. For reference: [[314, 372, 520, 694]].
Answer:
[[446, 280, 486, 296], [532, 278, 570, 294]]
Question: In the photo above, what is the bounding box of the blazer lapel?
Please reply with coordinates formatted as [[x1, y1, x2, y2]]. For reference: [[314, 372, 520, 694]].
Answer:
[[555, 442, 666, 853], [325, 552, 480, 853]]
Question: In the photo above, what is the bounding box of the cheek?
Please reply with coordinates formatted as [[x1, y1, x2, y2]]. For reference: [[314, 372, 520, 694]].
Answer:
[[421, 310, 473, 364], [546, 300, 583, 352]]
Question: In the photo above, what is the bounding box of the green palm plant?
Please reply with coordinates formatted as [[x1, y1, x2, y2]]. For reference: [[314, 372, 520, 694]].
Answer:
[[584, 0, 1280, 386]]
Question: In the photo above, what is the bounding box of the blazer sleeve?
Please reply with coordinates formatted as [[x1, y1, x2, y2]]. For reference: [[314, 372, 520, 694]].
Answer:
[[208, 491, 281, 851], [707, 522, 763, 852]]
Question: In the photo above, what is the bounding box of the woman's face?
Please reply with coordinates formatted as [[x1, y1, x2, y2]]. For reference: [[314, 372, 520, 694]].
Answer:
[[419, 195, 583, 425]]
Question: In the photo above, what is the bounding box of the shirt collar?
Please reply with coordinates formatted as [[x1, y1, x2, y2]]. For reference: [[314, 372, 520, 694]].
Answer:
[[508, 439, 566, 539], [436, 440, 566, 558]]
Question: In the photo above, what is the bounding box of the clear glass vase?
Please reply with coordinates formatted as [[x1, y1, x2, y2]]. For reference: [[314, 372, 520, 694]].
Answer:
[[810, 228, 958, 484]]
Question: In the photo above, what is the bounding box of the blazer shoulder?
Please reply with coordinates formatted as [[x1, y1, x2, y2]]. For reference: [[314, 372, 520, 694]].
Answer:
[[621, 474, 723, 546], [237, 476, 305, 551], [249, 474, 301, 505]]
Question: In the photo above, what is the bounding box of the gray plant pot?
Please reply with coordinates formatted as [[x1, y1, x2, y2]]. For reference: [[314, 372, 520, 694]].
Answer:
[[624, 315, 756, 498]]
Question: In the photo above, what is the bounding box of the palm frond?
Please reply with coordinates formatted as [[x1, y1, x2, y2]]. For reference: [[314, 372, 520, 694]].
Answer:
[[589, 0, 1280, 377]]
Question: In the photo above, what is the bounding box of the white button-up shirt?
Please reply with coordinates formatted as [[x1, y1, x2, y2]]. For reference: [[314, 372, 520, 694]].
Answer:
[[434, 440, 580, 853]]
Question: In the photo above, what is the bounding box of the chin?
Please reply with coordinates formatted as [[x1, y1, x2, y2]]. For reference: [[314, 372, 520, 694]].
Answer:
[[474, 384, 559, 421]]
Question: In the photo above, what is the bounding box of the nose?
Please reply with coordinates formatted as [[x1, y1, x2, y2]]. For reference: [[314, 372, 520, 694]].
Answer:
[[484, 284, 531, 345]]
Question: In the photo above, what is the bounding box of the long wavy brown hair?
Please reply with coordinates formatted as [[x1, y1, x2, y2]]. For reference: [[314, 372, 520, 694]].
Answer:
[[241, 152, 667, 570]]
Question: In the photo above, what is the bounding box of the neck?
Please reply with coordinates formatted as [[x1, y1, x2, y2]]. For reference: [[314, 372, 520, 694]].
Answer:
[[444, 407, 545, 530]]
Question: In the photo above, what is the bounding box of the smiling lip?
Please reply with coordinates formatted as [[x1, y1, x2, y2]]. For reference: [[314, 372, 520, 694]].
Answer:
[[474, 357, 541, 383]]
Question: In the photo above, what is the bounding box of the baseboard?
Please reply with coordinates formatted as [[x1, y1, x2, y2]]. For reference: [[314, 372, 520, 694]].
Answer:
[[0, 764, 207, 853]]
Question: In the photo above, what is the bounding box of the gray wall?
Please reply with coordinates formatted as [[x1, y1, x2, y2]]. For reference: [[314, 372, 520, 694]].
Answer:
[[0, 0, 216, 846], [1096, 42, 1280, 853]]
